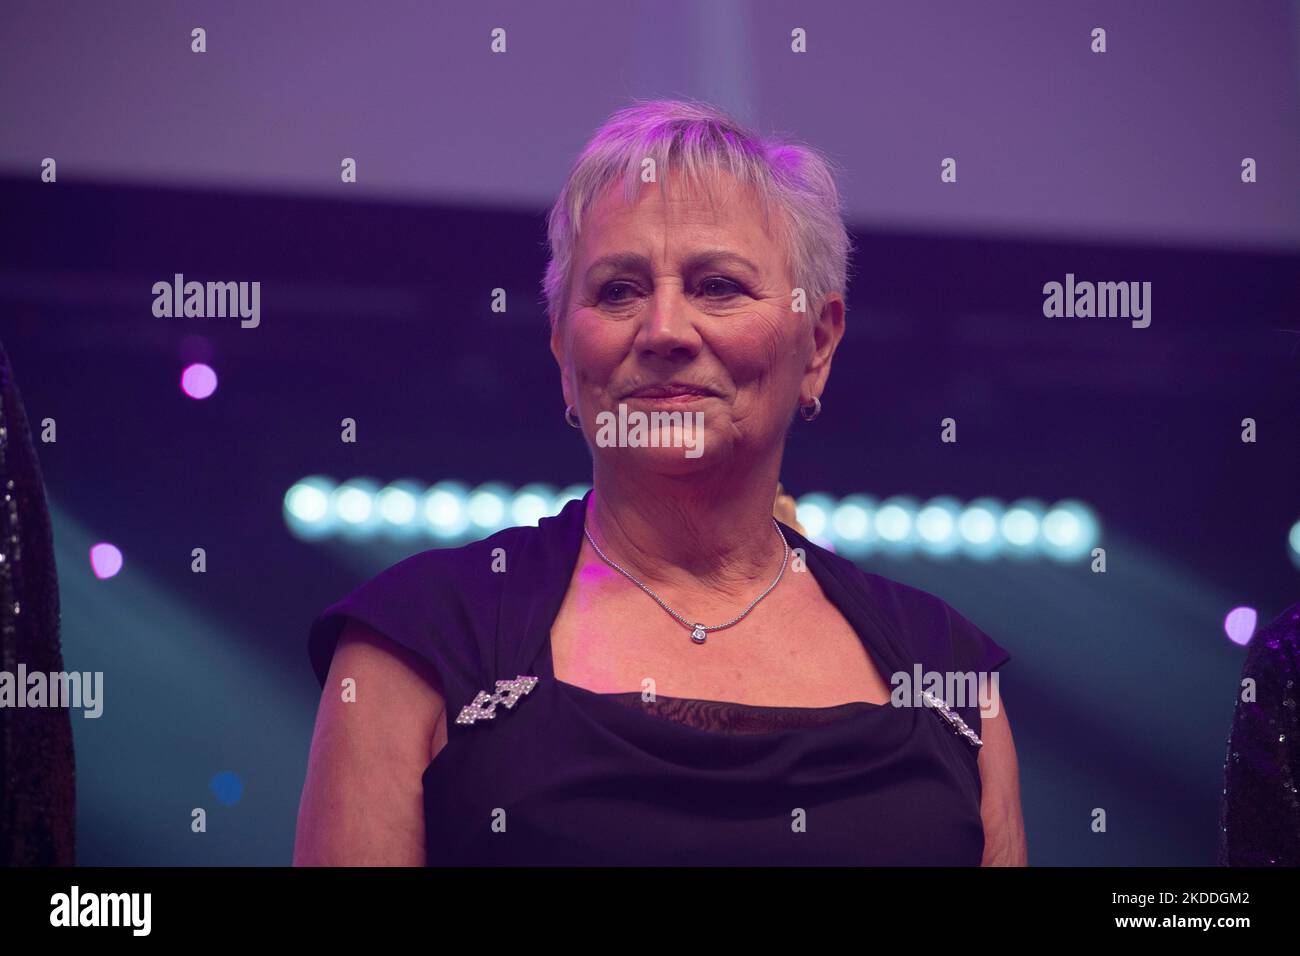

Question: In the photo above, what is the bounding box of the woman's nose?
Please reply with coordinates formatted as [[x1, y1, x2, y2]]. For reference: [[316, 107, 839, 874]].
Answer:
[[634, 285, 701, 359]]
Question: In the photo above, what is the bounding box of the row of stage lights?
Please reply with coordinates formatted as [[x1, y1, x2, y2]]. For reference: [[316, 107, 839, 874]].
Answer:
[[283, 477, 1108, 562], [79, 479, 1283, 648], [82, 477, 1288, 646]]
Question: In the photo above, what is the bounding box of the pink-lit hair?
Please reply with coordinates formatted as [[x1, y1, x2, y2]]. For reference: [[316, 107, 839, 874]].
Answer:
[[542, 99, 854, 326]]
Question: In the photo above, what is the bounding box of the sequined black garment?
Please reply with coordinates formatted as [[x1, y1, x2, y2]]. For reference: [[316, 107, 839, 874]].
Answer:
[[0, 341, 75, 865], [1220, 602, 1300, 866]]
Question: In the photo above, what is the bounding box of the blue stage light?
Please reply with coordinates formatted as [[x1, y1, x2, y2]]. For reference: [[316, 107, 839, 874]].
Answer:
[[874, 496, 919, 553], [376, 481, 423, 538], [553, 484, 590, 513], [332, 479, 382, 539], [283, 476, 336, 540], [284, 478, 1102, 562], [1041, 499, 1099, 561], [957, 497, 1003, 561], [795, 493, 835, 542], [466, 482, 510, 531], [511, 483, 556, 527], [424, 481, 471, 540], [830, 495, 877, 557], [916, 496, 962, 558], [1000, 498, 1045, 557]]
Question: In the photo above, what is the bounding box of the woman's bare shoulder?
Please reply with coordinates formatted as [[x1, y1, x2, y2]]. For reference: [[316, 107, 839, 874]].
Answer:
[[294, 619, 446, 866], [331, 618, 448, 706]]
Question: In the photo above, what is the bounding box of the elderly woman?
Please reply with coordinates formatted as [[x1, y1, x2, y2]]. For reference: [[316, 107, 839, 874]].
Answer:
[[295, 100, 1026, 866]]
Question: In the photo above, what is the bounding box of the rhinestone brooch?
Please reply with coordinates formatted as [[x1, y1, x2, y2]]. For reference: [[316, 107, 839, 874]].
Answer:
[[455, 675, 540, 726], [921, 690, 984, 749]]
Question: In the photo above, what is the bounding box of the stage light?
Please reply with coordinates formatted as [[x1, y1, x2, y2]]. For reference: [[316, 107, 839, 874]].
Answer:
[[875, 496, 918, 551], [424, 481, 470, 540], [284, 478, 1102, 562], [376, 482, 422, 536], [1289, 518, 1300, 570], [795, 493, 834, 541], [511, 483, 555, 527], [285, 481, 330, 523], [466, 483, 510, 531], [89, 542, 123, 579], [180, 363, 217, 400], [916, 496, 961, 557], [1041, 499, 1099, 561], [335, 486, 372, 524], [830, 495, 877, 556], [958, 498, 1003, 561], [377, 487, 417, 525], [1000, 499, 1045, 557], [210, 771, 244, 807], [1224, 606, 1258, 646], [553, 484, 590, 513], [332, 479, 381, 539], [283, 476, 335, 540]]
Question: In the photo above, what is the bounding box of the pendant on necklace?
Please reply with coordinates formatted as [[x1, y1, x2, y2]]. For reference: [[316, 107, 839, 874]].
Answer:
[[691, 624, 707, 644]]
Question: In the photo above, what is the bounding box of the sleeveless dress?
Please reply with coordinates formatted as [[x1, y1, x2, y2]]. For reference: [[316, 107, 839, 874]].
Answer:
[[307, 493, 1011, 866]]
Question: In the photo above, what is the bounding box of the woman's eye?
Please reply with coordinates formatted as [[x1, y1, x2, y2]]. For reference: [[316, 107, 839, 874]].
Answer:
[[699, 277, 744, 299], [598, 281, 638, 304]]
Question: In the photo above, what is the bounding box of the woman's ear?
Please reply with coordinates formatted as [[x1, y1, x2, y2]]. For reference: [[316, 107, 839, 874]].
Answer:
[[549, 316, 574, 408], [802, 292, 845, 399]]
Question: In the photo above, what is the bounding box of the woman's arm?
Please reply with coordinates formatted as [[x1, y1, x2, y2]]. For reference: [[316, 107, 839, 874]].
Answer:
[[294, 619, 446, 865], [977, 684, 1028, 866]]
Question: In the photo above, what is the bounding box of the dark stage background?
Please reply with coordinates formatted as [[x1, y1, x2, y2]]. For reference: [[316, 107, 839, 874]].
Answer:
[[1, 0, 1297, 866]]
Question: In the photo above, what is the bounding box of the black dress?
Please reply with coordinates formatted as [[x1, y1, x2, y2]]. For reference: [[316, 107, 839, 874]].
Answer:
[[0, 342, 75, 866], [1219, 602, 1300, 865], [307, 493, 1011, 865]]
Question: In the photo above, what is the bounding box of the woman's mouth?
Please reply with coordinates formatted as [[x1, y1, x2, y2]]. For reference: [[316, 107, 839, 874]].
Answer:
[[623, 383, 717, 404]]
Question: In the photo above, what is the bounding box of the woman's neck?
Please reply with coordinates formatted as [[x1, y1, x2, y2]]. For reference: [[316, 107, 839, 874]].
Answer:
[[585, 459, 787, 600]]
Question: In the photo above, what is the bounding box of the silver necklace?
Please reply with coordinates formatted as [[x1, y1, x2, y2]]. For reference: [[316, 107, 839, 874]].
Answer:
[[582, 517, 790, 644]]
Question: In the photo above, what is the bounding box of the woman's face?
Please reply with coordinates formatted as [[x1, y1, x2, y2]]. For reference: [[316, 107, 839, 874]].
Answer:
[[551, 173, 843, 477]]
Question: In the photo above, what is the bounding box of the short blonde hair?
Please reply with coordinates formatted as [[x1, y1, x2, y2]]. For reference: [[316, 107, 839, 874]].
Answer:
[[542, 98, 853, 325]]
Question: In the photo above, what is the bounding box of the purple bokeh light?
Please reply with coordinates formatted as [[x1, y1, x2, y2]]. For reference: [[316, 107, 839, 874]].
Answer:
[[181, 363, 218, 400], [1224, 606, 1258, 646], [89, 543, 123, 579]]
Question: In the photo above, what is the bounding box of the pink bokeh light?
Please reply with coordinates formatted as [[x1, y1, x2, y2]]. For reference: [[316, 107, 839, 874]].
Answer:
[[89, 542, 123, 579], [181, 363, 218, 400], [1224, 606, 1258, 646]]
